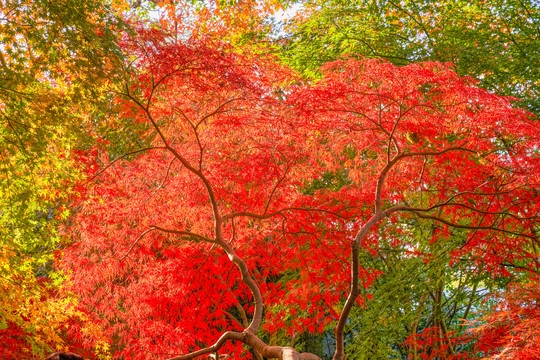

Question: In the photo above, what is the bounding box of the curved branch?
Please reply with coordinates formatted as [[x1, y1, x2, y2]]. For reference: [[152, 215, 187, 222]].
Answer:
[[119, 228, 156, 261], [78, 147, 167, 187], [216, 239, 264, 334], [222, 206, 350, 222], [413, 201, 538, 221], [410, 212, 536, 239], [123, 81, 273, 339], [334, 144, 479, 360], [333, 214, 382, 360], [263, 156, 290, 216], [120, 225, 216, 261], [401, 145, 475, 158], [166, 331, 244, 360], [123, 86, 222, 237], [151, 225, 216, 243], [166, 330, 323, 360]]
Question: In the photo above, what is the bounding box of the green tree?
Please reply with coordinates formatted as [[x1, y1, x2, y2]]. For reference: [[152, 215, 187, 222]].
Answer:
[[282, 0, 540, 114], [345, 220, 516, 359]]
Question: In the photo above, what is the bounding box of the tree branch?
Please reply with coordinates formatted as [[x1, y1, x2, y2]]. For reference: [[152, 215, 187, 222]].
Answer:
[[78, 147, 167, 187], [222, 206, 350, 222], [119, 228, 156, 261], [151, 225, 216, 243], [410, 212, 535, 239], [166, 331, 244, 360], [166, 330, 322, 360]]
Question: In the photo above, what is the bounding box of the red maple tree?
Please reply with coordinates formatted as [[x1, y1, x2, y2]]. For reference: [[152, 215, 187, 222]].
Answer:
[[472, 279, 540, 360], [63, 27, 540, 360]]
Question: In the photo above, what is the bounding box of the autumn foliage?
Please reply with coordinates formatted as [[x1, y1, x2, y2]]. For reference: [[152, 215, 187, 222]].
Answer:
[[472, 279, 540, 359], [43, 20, 540, 360], [2, 1, 540, 358]]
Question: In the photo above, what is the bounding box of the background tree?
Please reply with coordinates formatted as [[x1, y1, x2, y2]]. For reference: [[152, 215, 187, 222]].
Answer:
[[0, 0, 128, 356], [343, 220, 502, 359], [127, 0, 287, 48], [281, 0, 540, 115]]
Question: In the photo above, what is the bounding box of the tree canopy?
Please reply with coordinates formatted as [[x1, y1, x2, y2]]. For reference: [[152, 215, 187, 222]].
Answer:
[[282, 0, 540, 115], [1, 1, 539, 359]]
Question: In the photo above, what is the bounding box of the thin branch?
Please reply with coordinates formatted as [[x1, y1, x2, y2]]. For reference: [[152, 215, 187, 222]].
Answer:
[[425, 202, 538, 221], [78, 147, 166, 187], [417, 156, 427, 188], [224, 309, 243, 327], [386, 103, 403, 162], [151, 225, 216, 243], [215, 239, 264, 333], [263, 162, 290, 216], [195, 97, 242, 129], [143, 157, 177, 205], [222, 206, 350, 222], [119, 228, 156, 261], [410, 212, 535, 239], [401, 145, 475, 158], [166, 331, 244, 360]]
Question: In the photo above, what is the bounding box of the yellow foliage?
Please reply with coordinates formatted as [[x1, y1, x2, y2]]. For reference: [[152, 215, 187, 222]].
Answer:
[[0, 245, 79, 356]]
